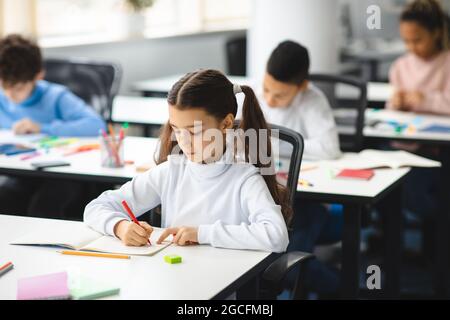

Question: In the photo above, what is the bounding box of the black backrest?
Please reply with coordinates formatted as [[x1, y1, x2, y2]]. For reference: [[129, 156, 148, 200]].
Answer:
[[269, 123, 304, 210], [43, 58, 122, 121], [308, 73, 367, 152], [226, 37, 247, 76], [234, 120, 304, 210]]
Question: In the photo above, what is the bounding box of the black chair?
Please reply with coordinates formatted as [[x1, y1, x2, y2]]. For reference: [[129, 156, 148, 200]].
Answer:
[[308, 74, 367, 152], [225, 36, 247, 76], [258, 123, 315, 300], [43, 58, 122, 121]]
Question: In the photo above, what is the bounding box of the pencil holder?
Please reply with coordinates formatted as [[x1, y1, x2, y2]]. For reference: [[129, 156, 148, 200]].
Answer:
[[100, 135, 124, 168]]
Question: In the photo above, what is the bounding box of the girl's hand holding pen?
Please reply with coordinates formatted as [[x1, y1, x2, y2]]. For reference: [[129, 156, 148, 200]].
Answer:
[[114, 220, 153, 246]]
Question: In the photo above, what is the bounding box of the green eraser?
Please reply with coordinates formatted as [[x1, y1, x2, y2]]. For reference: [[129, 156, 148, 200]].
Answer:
[[164, 254, 182, 264]]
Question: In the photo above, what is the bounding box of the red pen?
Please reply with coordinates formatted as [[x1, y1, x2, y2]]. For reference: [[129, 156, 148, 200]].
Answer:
[[121, 200, 151, 245], [116, 127, 125, 151]]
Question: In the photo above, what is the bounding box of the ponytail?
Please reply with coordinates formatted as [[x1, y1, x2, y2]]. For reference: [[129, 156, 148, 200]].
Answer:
[[401, 0, 450, 50], [239, 84, 293, 223]]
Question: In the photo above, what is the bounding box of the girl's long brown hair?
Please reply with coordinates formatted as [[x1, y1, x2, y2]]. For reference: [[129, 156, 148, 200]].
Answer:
[[155, 69, 292, 223]]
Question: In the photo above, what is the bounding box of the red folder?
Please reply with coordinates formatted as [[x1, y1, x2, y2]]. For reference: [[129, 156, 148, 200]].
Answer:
[[335, 169, 375, 180]]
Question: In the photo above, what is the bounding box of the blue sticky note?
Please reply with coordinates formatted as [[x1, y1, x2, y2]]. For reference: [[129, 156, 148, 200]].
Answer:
[[420, 124, 450, 133]]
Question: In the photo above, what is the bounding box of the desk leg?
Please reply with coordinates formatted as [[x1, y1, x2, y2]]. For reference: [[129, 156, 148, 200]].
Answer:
[[434, 147, 450, 298], [341, 204, 362, 299], [380, 185, 403, 299], [360, 60, 379, 82], [143, 125, 151, 138], [236, 276, 260, 300]]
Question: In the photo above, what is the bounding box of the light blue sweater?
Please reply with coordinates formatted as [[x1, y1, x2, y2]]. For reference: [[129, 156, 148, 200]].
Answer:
[[0, 80, 106, 136]]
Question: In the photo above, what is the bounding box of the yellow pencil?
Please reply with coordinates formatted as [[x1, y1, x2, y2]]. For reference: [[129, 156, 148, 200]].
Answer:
[[298, 179, 314, 187], [58, 250, 130, 260]]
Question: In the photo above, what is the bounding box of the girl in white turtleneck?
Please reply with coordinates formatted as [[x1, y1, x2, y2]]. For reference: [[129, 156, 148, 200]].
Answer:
[[84, 69, 290, 253]]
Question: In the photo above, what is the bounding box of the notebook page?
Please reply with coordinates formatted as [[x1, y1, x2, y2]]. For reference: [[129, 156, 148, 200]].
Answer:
[[323, 153, 391, 170], [10, 222, 103, 250], [81, 227, 172, 256], [361, 150, 441, 168]]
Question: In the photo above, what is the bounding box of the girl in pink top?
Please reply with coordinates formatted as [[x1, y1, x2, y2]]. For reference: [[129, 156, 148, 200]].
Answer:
[[388, 0, 450, 115]]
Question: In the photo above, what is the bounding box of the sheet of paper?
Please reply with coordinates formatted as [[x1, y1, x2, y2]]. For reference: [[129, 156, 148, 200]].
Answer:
[[10, 222, 103, 250], [0, 131, 46, 147], [82, 228, 172, 256]]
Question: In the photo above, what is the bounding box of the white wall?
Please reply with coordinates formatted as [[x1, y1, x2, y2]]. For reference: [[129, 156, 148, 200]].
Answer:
[[248, 0, 340, 81], [42, 30, 245, 95]]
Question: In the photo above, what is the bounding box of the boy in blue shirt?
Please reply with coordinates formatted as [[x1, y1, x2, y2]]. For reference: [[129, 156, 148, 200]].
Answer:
[[0, 34, 106, 217], [0, 34, 105, 136]]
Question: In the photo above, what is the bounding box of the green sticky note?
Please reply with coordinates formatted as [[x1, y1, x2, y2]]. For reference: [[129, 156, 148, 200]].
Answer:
[[164, 254, 182, 264], [69, 275, 120, 300]]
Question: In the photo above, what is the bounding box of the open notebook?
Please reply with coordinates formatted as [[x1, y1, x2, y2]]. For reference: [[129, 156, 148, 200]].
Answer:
[[10, 222, 171, 256], [326, 149, 441, 170]]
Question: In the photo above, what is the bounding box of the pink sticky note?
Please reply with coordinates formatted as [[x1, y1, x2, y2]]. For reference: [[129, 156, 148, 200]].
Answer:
[[17, 271, 70, 300]]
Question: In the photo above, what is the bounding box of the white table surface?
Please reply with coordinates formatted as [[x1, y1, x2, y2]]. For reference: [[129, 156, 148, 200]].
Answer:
[[0, 215, 272, 300], [364, 108, 450, 142], [297, 163, 409, 199], [112, 96, 168, 125], [0, 131, 159, 180], [336, 82, 393, 102], [132, 75, 393, 104]]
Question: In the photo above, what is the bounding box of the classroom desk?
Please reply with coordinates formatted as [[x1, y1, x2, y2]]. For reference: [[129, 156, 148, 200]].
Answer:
[[132, 74, 393, 107], [296, 162, 410, 299], [336, 82, 393, 104], [0, 215, 274, 300], [363, 108, 450, 298], [364, 108, 450, 143], [132, 75, 249, 97], [0, 132, 159, 184]]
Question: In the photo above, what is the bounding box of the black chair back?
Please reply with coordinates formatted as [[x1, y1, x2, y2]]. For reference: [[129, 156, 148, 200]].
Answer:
[[309, 73, 367, 152], [44, 58, 122, 120], [226, 37, 247, 76]]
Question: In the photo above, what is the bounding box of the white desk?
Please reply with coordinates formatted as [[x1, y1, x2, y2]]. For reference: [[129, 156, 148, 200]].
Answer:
[[132, 75, 393, 105], [0, 215, 273, 300], [336, 82, 393, 103], [0, 132, 159, 184], [132, 75, 250, 96], [112, 96, 168, 126], [298, 163, 409, 200], [364, 108, 450, 143], [287, 156, 410, 299]]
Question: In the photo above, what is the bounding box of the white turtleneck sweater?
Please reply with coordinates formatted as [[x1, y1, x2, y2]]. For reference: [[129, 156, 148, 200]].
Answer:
[[84, 152, 289, 253]]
